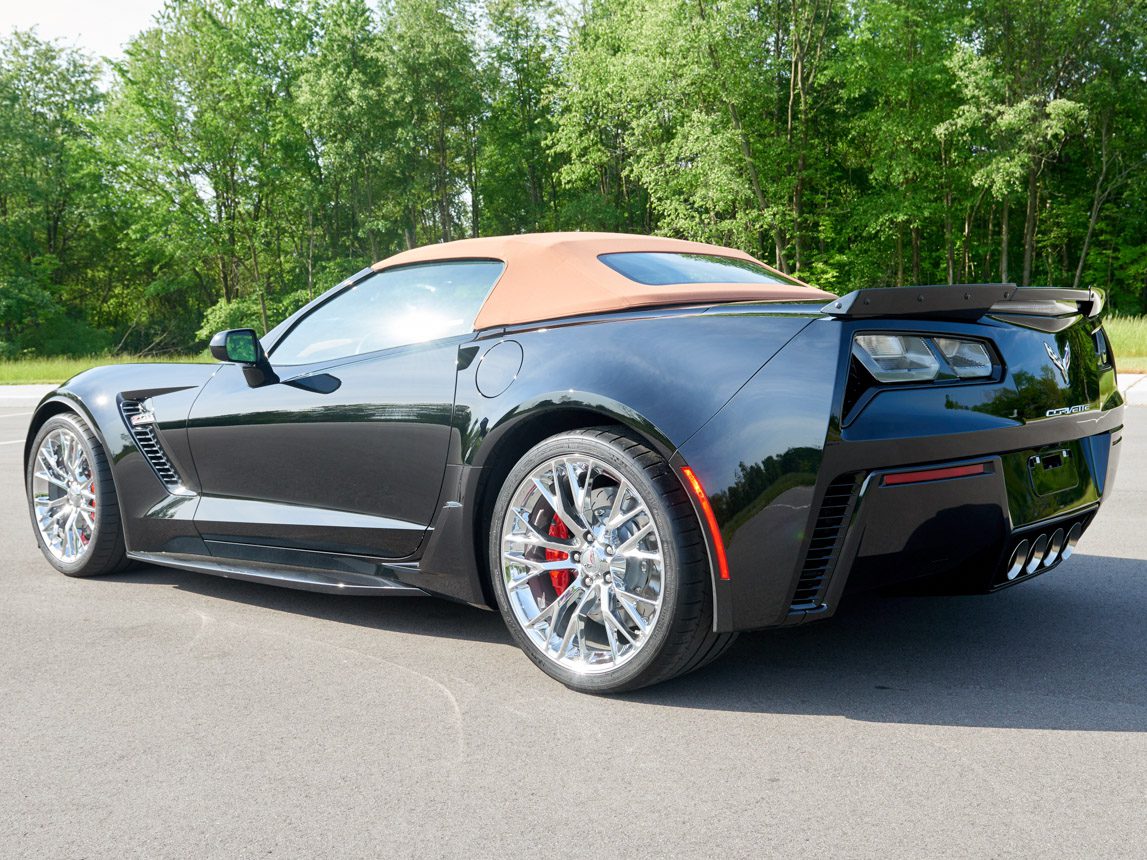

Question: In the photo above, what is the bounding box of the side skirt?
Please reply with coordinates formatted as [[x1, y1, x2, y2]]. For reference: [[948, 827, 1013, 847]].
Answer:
[[127, 551, 428, 596]]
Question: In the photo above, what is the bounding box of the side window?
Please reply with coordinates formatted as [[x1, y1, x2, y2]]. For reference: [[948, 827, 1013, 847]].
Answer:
[[270, 259, 504, 366], [598, 252, 801, 286]]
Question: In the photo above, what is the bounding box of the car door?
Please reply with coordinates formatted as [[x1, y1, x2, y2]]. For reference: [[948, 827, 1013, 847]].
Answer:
[[185, 259, 503, 561]]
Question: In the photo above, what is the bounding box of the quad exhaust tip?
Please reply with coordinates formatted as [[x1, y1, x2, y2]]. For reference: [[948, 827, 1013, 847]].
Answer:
[[1025, 534, 1050, 575], [1004, 522, 1083, 582], [1005, 540, 1030, 581]]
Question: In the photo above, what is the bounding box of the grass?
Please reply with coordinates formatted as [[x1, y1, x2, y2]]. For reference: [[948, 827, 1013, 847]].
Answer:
[[1106, 315, 1147, 373], [1, 315, 1144, 384], [0, 354, 209, 385]]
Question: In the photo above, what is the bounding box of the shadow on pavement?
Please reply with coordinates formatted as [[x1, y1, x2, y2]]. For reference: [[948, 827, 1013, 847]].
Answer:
[[109, 552, 1147, 730], [102, 563, 512, 645], [636, 553, 1147, 730]]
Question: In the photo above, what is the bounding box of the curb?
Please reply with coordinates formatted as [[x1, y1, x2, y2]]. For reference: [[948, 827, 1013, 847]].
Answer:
[[1121, 373, 1146, 407]]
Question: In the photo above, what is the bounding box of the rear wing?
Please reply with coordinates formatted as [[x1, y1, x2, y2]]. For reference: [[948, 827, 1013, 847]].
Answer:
[[822, 284, 1104, 321]]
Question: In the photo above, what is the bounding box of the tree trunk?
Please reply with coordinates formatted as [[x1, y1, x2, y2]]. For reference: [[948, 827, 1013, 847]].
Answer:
[[1022, 167, 1039, 286], [793, 150, 805, 274], [896, 227, 904, 287], [696, 0, 783, 271], [363, 165, 378, 261], [984, 205, 994, 281], [961, 211, 971, 282], [728, 99, 783, 270], [306, 211, 315, 301], [944, 203, 954, 285], [249, 239, 269, 334], [404, 208, 416, 250], [1074, 123, 1112, 290], [468, 119, 480, 238], [437, 115, 452, 242], [961, 189, 985, 282], [911, 226, 921, 283], [1000, 201, 1009, 283]]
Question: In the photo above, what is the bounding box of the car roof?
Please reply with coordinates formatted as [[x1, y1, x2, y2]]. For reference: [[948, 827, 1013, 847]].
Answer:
[[370, 232, 833, 329]]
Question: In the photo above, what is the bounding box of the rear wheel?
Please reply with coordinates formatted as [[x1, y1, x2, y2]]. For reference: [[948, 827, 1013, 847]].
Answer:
[[26, 413, 129, 577], [489, 428, 736, 693]]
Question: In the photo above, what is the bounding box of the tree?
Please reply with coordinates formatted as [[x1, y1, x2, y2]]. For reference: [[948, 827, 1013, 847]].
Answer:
[[103, 0, 313, 337], [379, 0, 483, 246], [478, 0, 564, 234], [0, 31, 106, 352], [4, 0, 1147, 357]]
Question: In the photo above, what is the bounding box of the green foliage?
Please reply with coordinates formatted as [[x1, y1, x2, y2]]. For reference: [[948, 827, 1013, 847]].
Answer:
[[2, 1, 1147, 359], [196, 290, 311, 341], [1106, 315, 1147, 367], [19, 314, 114, 357], [478, 0, 563, 233]]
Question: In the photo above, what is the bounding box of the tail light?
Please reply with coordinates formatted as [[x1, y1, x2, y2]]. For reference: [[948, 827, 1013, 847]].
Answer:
[[933, 337, 994, 378], [852, 333, 995, 384]]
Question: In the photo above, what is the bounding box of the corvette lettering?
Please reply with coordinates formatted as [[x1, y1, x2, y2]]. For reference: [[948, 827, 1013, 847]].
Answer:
[[1046, 403, 1092, 417]]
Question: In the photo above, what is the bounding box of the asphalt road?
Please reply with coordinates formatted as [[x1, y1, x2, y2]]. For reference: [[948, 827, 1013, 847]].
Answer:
[[1, 402, 1145, 858]]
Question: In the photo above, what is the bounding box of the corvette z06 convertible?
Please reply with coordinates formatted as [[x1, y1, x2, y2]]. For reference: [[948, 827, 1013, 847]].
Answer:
[[24, 233, 1124, 692]]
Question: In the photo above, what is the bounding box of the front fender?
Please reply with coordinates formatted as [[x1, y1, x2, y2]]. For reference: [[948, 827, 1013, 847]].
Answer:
[[25, 389, 117, 476], [25, 363, 219, 555]]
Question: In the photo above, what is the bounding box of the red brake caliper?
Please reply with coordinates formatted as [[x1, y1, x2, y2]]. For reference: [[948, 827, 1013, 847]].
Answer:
[[546, 516, 576, 595]]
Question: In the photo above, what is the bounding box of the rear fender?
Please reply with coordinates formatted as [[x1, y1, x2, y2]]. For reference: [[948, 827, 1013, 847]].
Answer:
[[673, 318, 847, 632]]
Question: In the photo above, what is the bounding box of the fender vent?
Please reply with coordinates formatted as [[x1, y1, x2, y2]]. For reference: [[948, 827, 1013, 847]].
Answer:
[[791, 473, 863, 610], [119, 399, 183, 490]]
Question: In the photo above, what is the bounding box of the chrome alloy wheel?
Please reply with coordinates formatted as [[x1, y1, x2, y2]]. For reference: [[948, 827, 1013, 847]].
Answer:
[[498, 455, 665, 674], [31, 427, 97, 563]]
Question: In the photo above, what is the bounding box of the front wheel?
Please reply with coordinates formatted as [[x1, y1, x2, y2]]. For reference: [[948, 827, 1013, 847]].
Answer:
[[26, 412, 129, 577], [489, 428, 736, 693]]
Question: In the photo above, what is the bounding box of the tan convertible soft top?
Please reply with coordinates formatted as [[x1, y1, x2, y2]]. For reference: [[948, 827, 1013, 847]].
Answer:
[[371, 232, 833, 329]]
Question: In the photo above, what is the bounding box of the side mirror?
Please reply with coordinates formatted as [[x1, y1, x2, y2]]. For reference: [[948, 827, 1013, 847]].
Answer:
[[209, 329, 278, 388], [210, 329, 262, 364]]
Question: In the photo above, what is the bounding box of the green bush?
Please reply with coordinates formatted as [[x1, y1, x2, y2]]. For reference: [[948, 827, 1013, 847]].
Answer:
[[18, 313, 114, 357], [195, 290, 312, 343]]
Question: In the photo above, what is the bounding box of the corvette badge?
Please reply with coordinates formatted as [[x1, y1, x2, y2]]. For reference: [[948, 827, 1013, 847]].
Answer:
[[1045, 342, 1071, 383]]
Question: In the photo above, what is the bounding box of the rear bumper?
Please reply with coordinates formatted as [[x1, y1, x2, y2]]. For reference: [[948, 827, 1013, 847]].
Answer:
[[680, 404, 1123, 633], [791, 420, 1122, 627]]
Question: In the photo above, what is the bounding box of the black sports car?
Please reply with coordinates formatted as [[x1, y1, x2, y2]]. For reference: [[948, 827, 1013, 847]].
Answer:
[[24, 232, 1124, 692]]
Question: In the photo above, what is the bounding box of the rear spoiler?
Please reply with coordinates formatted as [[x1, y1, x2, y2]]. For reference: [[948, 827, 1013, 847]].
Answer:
[[821, 284, 1104, 321]]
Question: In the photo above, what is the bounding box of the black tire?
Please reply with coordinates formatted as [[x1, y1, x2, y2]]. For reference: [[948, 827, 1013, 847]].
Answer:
[[489, 427, 736, 693], [26, 412, 130, 578]]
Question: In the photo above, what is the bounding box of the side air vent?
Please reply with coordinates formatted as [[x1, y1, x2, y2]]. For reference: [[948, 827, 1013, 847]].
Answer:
[[841, 356, 873, 423], [791, 473, 864, 610], [119, 399, 184, 490]]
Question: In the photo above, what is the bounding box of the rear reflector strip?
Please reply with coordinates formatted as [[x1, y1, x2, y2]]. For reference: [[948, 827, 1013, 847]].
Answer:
[[882, 462, 988, 487], [681, 466, 730, 580]]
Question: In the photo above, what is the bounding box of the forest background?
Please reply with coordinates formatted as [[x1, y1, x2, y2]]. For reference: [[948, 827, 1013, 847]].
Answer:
[[1, 0, 1145, 370]]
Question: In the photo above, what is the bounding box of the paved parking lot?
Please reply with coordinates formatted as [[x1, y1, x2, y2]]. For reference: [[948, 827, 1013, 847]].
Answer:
[[1, 397, 1145, 858]]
